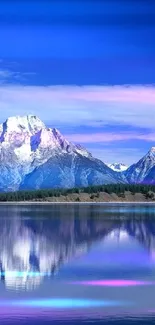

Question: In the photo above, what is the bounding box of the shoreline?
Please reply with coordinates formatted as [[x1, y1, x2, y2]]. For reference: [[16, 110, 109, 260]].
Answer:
[[0, 201, 155, 205]]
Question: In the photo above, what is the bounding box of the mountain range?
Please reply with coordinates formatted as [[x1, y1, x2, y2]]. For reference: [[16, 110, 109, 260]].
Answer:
[[0, 115, 154, 191]]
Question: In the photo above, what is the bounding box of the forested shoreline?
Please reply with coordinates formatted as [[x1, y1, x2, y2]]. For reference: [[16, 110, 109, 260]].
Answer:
[[0, 184, 155, 201]]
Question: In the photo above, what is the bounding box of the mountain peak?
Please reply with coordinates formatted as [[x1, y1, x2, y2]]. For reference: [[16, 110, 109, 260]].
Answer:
[[0, 115, 46, 144], [0, 115, 92, 157], [145, 146, 155, 159], [124, 146, 155, 183], [107, 163, 128, 172], [5, 115, 45, 133], [150, 147, 155, 153]]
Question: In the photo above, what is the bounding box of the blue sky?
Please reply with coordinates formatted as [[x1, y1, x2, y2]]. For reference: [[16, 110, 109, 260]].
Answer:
[[0, 0, 155, 165]]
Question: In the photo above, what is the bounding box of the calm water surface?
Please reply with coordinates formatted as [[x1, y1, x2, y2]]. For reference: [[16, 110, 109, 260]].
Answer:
[[0, 203, 155, 324]]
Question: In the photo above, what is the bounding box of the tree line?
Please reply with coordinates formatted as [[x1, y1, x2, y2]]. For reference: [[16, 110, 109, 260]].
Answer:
[[0, 183, 154, 201]]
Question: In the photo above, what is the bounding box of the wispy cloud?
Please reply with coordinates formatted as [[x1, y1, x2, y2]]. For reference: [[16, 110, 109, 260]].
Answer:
[[0, 68, 36, 84], [0, 70, 13, 79], [0, 83, 154, 164], [65, 131, 155, 143], [60, 85, 155, 105], [0, 84, 155, 130], [0, 69, 16, 83]]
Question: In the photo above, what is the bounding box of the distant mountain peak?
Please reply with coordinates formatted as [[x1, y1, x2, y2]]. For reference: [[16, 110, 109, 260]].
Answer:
[[107, 163, 128, 172]]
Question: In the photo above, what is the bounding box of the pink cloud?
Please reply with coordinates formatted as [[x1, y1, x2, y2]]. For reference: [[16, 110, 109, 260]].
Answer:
[[0, 84, 155, 129], [1, 84, 155, 104], [60, 85, 155, 105], [66, 132, 155, 143]]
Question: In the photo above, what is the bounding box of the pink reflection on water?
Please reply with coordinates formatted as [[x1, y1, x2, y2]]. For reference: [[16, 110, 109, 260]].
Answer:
[[69, 280, 155, 287]]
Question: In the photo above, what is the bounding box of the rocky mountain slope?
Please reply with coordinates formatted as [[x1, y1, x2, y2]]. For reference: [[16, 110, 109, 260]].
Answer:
[[0, 115, 123, 191], [143, 166, 155, 184], [124, 147, 155, 184], [20, 153, 124, 190]]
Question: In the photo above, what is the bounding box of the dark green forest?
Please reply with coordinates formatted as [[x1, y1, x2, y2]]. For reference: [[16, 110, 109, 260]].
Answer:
[[0, 184, 154, 201]]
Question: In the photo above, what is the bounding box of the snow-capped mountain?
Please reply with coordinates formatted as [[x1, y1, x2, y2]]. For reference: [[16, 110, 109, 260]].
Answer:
[[124, 147, 155, 183], [108, 163, 129, 172], [0, 115, 154, 190], [0, 115, 123, 191]]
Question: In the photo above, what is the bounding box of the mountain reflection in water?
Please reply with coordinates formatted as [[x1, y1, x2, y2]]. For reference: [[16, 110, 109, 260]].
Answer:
[[0, 203, 155, 324], [0, 204, 155, 291]]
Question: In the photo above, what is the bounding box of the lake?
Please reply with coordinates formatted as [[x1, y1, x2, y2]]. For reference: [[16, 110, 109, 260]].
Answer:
[[0, 203, 155, 325]]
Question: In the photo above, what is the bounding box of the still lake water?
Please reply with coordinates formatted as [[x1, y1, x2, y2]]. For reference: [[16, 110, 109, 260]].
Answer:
[[0, 203, 155, 325]]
